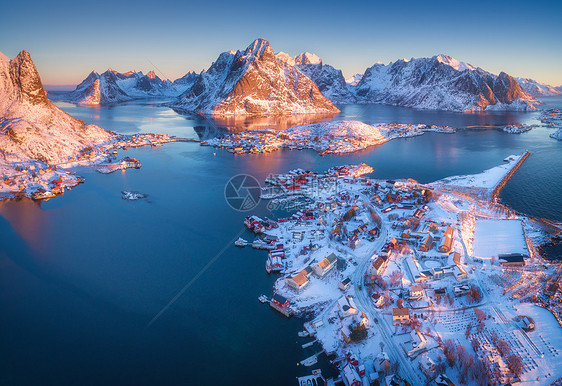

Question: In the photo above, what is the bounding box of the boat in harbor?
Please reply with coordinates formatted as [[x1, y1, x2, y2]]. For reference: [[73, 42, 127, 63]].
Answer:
[[234, 237, 248, 247], [258, 295, 268, 303], [299, 353, 321, 367], [252, 239, 274, 250]]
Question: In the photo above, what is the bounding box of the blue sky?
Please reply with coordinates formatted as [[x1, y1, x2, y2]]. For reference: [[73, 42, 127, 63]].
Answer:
[[1, 0, 561, 86]]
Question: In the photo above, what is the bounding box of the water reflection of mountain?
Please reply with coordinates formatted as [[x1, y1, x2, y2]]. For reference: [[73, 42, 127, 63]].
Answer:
[[188, 113, 338, 140]]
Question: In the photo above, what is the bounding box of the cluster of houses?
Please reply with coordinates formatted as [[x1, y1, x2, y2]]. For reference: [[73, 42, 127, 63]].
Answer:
[[96, 157, 142, 174], [285, 252, 338, 292]]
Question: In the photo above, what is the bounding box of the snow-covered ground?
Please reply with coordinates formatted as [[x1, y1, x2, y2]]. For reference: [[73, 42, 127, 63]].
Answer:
[[241, 159, 560, 385], [204, 120, 454, 155], [472, 219, 528, 260]]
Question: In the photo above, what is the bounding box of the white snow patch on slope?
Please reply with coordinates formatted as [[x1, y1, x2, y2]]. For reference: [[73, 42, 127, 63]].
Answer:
[[434, 54, 477, 72]]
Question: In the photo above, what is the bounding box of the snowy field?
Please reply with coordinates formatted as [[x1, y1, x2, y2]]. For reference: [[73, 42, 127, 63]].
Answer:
[[472, 219, 528, 259]]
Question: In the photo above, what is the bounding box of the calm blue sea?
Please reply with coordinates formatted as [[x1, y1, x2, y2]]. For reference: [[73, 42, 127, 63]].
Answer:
[[0, 98, 560, 385]]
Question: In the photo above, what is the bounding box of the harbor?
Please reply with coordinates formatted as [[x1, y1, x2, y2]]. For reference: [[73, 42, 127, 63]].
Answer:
[[237, 156, 562, 385]]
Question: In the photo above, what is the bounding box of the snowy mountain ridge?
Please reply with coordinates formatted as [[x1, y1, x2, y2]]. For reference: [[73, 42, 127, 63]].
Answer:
[[275, 52, 355, 104], [515, 77, 562, 97], [353, 54, 537, 112], [51, 68, 198, 105], [169, 39, 340, 116]]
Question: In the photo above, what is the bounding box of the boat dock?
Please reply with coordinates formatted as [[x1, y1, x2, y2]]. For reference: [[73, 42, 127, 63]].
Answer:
[[490, 150, 531, 202]]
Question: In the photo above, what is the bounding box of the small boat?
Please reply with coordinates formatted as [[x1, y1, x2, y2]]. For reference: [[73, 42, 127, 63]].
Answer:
[[300, 354, 319, 367], [298, 330, 309, 338], [258, 295, 268, 303], [234, 238, 248, 247], [252, 239, 273, 250]]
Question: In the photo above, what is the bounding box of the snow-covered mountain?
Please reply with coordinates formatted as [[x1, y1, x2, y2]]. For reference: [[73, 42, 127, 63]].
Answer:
[[354, 54, 537, 112], [0, 50, 113, 167], [277, 52, 356, 104], [346, 74, 363, 87], [434, 54, 477, 72], [173, 70, 199, 90], [169, 39, 340, 116], [515, 77, 562, 97], [52, 68, 195, 105]]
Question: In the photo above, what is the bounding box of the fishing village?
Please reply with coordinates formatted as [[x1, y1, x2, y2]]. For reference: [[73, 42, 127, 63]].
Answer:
[[0, 133, 179, 201], [234, 155, 562, 386], [201, 121, 455, 155]]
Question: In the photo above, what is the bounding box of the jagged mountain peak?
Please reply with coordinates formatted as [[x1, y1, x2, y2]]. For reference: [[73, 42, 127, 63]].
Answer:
[[433, 54, 477, 72], [8, 49, 49, 106], [354, 54, 536, 112], [294, 52, 322, 65], [243, 38, 273, 58], [0, 49, 113, 165], [170, 39, 339, 116], [146, 70, 157, 79]]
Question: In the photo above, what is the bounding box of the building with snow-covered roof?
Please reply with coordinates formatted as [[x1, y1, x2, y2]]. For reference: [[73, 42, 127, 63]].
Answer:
[[419, 234, 433, 252], [438, 226, 454, 253], [313, 252, 338, 277], [410, 285, 424, 299], [472, 219, 528, 260], [392, 307, 410, 325], [342, 364, 361, 386], [368, 255, 389, 276], [337, 296, 358, 318], [339, 277, 352, 291], [285, 272, 309, 292], [374, 351, 390, 373]]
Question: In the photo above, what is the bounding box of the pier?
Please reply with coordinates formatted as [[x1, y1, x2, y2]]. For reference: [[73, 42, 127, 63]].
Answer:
[[173, 137, 200, 143], [490, 150, 531, 202]]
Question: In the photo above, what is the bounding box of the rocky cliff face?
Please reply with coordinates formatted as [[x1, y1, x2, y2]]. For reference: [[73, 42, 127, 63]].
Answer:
[[354, 55, 537, 112], [0, 50, 113, 165], [173, 71, 199, 90], [170, 39, 340, 116], [279, 52, 356, 104]]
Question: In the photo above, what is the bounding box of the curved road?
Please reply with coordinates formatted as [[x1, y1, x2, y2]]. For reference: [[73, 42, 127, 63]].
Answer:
[[348, 202, 423, 385]]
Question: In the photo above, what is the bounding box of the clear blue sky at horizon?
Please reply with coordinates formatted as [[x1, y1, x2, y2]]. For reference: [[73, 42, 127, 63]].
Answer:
[[1, 0, 561, 86]]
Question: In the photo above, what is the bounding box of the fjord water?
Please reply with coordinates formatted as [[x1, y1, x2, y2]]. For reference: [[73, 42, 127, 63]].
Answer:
[[0, 99, 560, 385]]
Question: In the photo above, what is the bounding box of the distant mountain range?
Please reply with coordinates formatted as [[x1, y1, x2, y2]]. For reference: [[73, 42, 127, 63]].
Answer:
[[48, 38, 561, 115], [50, 68, 196, 105], [354, 54, 539, 112], [0, 50, 112, 168]]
